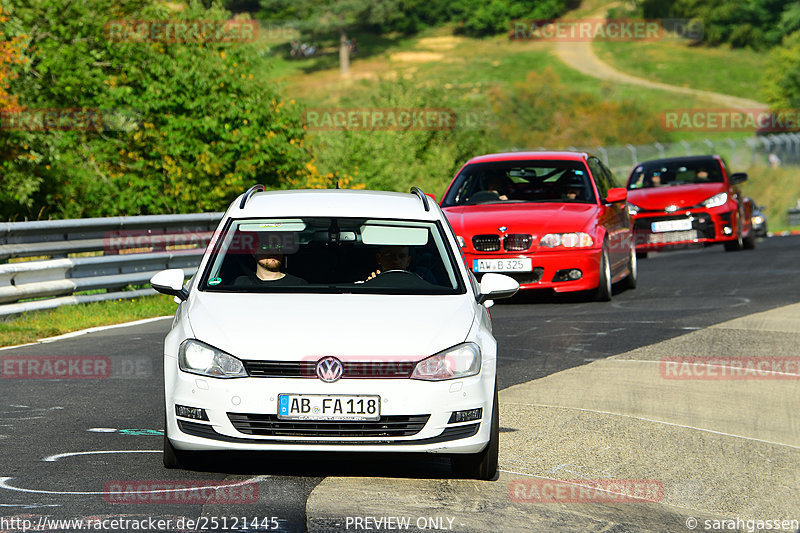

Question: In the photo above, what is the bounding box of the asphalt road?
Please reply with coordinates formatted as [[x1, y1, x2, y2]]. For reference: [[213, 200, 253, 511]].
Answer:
[[0, 235, 797, 532]]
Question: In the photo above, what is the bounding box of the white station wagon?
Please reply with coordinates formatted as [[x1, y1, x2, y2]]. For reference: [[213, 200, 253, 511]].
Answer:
[[151, 186, 518, 479]]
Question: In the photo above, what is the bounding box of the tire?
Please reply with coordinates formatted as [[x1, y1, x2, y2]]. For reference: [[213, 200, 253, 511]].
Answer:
[[620, 245, 637, 291], [452, 384, 499, 481], [593, 244, 612, 301], [163, 416, 190, 469], [743, 229, 756, 250], [724, 217, 744, 252]]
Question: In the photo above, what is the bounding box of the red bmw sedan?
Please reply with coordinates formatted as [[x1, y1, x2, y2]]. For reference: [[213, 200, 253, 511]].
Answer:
[[440, 152, 637, 301], [625, 155, 755, 256]]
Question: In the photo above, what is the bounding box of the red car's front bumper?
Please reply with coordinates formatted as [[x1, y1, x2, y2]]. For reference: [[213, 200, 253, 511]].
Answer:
[[464, 248, 602, 292], [631, 207, 738, 252]]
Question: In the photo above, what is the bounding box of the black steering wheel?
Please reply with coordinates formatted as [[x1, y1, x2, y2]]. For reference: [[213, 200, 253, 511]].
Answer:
[[374, 269, 424, 281], [467, 191, 501, 204]]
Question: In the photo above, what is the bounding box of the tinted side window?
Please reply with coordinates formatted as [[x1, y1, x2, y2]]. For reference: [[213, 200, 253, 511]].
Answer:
[[599, 160, 619, 189], [588, 158, 609, 199]]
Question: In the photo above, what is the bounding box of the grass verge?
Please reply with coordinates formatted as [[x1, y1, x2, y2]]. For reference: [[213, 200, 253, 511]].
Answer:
[[0, 294, 177, 348], [742, 165, 800, 229], [592, 40, 767, 103]]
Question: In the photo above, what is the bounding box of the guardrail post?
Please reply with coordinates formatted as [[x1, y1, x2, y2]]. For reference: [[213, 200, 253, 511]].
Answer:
[[626, 144, 637, 166]]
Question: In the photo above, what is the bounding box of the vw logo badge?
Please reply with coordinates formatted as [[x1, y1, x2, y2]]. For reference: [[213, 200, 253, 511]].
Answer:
[[498, 226, 507, 232], [665, 205, 678, 213], [316, 356, 343, 383]]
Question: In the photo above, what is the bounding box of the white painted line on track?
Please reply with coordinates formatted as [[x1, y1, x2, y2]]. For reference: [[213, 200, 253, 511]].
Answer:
[[0, 316, 172, 352], [0, 475, 271, 496], [506, 402, 800, 450], [43, 450, 161, 462], [38, 316, 172, 343], [0, 503, 61, 508]]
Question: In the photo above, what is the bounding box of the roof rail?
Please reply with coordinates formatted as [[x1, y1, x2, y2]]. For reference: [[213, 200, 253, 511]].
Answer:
[[410, 187, 430, 212], [239, 184, 265, 209]]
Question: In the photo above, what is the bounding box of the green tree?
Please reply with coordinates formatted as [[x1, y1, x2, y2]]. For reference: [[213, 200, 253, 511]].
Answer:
[[639, 0, 798, 48], [260, 0, 400, 74], [3, 0, 310, 219], [309, 78, 493, 196], [763, 30, 800, 110]]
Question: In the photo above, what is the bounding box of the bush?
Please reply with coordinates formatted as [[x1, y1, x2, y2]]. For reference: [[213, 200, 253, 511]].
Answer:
[[488, 68, 667, 149], [2, 0, 311, 220], [308, 78, 495, 197]]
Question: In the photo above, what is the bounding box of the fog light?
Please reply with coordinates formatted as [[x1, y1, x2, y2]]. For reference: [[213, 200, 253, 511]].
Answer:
[[723, 226, 733, 235], [175, 404, 208, 421], [448, 408, 482, 424], [553, 269, 583, 282]]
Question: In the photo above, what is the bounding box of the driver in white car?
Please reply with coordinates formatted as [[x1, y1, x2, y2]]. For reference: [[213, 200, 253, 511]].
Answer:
[[366, 246, 437, 283]]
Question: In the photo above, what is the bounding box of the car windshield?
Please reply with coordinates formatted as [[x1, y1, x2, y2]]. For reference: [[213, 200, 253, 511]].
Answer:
[[200, 217, 464, 295], [627, 160, 724, 189], [441, 160, 597, 207]]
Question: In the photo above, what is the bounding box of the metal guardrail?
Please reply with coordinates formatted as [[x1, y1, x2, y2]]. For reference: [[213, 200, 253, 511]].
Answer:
[[0, 213, 223, 318], [517, 132, 800, 179]]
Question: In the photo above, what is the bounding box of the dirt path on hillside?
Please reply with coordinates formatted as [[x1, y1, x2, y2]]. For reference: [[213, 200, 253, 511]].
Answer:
[[553, 4, 767, 110]]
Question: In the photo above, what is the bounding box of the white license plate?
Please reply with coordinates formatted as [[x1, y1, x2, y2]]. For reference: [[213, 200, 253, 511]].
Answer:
[[473, 258, 532, 272], [651, 219, 692, 232], [278, 394, 380, 421]]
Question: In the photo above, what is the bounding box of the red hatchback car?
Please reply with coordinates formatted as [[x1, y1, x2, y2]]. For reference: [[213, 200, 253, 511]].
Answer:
[[440, 152, 637, 301], [625, 155, 755, 255]]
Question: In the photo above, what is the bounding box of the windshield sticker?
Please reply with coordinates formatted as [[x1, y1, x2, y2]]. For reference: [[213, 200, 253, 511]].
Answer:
[[209, 277, 222, 286]]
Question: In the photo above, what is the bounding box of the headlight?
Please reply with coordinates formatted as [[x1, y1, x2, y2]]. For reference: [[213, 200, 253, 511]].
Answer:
[[411, 342, 481, 381], [702, 192, 728, 208], [456, 235, 466, 248], [752, 215, 764, 224], [539, 232, 593, 248], [178, 339, 247, 378], [627, 203, 640, 215]]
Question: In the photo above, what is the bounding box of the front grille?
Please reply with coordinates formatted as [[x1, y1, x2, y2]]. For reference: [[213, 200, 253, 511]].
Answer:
[[178, 419, 477, 445], [504, 234, 532, 251], [243, 360, 416, 378], [473, 234, 501, 251], [227, 413, 430, 437]]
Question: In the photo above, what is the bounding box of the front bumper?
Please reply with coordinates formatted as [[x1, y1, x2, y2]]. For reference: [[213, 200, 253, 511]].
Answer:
[[631, 207, 737, 251], [164, 357, 496, 454], [463, 248, 601, 292]]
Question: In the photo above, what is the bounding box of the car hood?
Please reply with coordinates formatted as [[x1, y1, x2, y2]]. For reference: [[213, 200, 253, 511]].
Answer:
[[627, 183, 725, 210], [185, 292, 475, 361], [444, 203, 600, 235]]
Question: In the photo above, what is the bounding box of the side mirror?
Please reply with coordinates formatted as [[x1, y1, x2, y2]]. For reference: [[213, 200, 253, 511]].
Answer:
[[476, 273, 519, 305], [604, 187, 627, 204], [151, 269, 189, 301], [729, 172, 748, 185]]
